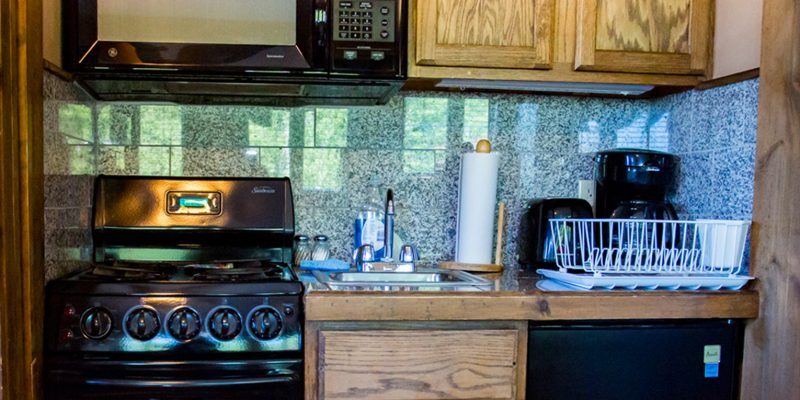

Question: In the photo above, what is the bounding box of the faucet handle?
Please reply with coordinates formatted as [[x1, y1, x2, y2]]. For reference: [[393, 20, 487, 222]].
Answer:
[[359, 244, 376, 262], [399, 244, 418, 262], [395, 244, 419, 272], [355, 244, 375, 271]]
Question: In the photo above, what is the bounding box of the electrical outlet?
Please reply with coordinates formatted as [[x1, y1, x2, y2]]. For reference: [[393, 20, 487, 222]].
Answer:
[[578, 180, 596, 211]]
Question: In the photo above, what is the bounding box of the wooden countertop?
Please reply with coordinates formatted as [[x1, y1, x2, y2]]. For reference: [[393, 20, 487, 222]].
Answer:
[[304, 273, 759, 321]]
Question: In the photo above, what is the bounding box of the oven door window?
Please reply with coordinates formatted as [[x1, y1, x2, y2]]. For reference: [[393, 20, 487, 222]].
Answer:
[[66, 0, 319, 70]]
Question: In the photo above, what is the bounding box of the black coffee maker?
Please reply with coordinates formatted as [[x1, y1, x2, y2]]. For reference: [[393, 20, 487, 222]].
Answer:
[[594, 149, 678, 219]]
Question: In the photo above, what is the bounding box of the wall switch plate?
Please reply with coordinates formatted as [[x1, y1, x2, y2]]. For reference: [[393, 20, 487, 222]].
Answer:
[[578, 180, 596, 211]]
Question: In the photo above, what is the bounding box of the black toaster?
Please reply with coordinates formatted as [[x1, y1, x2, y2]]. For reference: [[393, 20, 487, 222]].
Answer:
[[518, 198, 594, 271]]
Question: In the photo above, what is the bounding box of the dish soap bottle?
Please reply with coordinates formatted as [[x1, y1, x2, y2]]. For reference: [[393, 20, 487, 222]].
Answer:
[[354, 177, 386, 260]]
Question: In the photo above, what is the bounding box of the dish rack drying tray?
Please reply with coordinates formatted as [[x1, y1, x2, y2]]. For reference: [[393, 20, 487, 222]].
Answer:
[[538, 218, 754, 291]]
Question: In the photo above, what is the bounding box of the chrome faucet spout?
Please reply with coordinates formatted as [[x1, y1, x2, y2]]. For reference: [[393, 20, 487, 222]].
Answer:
[[384, 189, 395, 261]]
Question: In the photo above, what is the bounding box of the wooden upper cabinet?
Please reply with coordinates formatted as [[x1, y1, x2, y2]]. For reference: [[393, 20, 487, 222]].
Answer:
[[575, 0, 713, 75], [415, 0, 556, 69]]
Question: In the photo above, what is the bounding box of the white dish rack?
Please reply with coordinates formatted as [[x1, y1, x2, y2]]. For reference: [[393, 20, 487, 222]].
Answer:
[[536, 218, 754, 291]]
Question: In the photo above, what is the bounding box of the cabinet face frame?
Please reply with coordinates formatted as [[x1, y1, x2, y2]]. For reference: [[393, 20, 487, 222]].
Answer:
[[415, 0, 556, 69], [575, 0, 713, 75]]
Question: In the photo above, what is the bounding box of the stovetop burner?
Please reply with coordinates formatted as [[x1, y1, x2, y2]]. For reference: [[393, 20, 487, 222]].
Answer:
[[87, 264, 176, 281], [186, 265, 286, 282], [80, 260, 295, 283]]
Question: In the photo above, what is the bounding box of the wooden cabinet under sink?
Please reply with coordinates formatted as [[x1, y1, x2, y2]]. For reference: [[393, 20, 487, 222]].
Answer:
[[305, 321, 528, 400]]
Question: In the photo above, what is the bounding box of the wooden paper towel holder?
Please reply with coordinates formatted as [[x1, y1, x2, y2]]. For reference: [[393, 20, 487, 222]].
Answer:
[[439, 201, 506, 273]]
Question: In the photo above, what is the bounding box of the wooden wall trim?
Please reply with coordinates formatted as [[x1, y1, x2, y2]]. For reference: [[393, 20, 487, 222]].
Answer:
[[43, 59, 73, 82], [0, 0, 44, 399], [740, 0, 800, 397], [696, 68, 759, 91]]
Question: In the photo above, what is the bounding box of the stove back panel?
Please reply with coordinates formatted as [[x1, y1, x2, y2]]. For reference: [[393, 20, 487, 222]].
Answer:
[[93, 176, 294, 263]]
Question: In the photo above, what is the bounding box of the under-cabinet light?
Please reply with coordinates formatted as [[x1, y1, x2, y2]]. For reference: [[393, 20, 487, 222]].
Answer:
[[436, 79, 655, 96]]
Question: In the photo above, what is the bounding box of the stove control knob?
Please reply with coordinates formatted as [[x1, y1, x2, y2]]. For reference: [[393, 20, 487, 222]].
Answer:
[[208, 307, 242, 341], [248, 307, 283, 341], [167, 308, 202, 341], [80, 307, 113, 340], [125, 307, 161, 341]]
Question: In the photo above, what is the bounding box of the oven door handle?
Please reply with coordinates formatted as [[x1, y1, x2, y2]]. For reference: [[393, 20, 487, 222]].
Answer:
[[84, 375, 297, 388]]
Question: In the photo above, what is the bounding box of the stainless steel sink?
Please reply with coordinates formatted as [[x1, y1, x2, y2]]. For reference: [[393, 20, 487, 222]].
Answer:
[[312, 269, 493, 291]]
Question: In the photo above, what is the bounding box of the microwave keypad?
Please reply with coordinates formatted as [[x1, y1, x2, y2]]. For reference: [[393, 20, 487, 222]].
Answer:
[[334, 0, 395, 42]]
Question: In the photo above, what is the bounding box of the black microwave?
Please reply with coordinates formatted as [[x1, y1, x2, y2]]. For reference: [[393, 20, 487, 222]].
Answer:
[[63, 0, 407, 105]]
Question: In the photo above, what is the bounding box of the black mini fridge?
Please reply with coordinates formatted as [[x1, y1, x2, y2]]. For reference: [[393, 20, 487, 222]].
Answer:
[[527, 319, 743, 400]]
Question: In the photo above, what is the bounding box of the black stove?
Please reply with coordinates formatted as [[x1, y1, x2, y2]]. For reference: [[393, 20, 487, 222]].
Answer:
[[45, 176, 303, 400]]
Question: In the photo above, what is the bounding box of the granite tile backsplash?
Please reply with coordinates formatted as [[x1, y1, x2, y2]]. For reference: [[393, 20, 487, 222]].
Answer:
[[43, 71, 760, 280], [654, 79, 760, 222], [655, 78, 760, 269], [43, 72, 96, 282]]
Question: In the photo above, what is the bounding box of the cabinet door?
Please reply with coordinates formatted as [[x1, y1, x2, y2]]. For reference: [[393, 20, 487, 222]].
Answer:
[[319, 329, 520, 399], [415, 0, 555, 69], [575, 0, 713, 75]]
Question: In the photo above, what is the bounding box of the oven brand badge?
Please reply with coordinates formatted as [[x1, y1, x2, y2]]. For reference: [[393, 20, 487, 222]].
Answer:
[[252, 186, 276, 194]]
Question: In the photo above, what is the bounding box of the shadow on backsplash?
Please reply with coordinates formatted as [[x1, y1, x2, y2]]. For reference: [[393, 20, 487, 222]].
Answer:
[[43, 71, 760, 280]]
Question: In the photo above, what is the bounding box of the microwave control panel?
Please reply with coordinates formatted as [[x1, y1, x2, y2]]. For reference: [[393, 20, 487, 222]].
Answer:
[[330, 0, 403, 75], [333, 0, 396, 43]]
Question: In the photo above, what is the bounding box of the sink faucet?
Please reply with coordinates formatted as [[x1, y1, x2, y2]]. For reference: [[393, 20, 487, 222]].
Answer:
[[355, 243, 419, 272], [353, 190, 420, 272]]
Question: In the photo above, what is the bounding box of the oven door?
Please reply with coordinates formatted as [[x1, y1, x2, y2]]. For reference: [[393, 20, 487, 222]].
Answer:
[[64, 0, 327, 72], [45, 357, 303, 400]]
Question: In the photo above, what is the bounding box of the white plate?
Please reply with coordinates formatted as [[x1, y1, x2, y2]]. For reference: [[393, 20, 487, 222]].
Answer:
[[536, 279, 592, 292], [537, 269, 754, 291]]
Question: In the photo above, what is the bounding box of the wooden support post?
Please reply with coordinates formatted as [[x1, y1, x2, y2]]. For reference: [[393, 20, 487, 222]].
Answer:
[[740, 0, 800, 398], [0, 0, 45, 398]]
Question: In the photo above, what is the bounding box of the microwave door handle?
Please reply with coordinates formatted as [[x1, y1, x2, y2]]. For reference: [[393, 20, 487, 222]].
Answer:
[[84, 375, 297, 388], [315, 1, 329, 47]]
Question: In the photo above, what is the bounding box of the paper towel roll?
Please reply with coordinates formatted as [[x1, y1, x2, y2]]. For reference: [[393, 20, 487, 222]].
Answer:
[[455, 151, 500, 264]]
